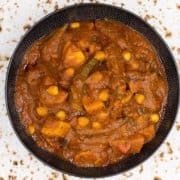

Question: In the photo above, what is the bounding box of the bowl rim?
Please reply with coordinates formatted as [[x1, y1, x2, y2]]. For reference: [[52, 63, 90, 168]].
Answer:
[[5, 3, 179, 178]]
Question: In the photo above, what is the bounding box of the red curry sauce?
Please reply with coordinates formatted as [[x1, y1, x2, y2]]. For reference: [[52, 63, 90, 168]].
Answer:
[[15, 20, 168, 167]]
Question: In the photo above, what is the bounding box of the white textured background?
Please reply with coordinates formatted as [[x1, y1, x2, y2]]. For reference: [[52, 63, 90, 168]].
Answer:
[[0, 0, 179, 180]]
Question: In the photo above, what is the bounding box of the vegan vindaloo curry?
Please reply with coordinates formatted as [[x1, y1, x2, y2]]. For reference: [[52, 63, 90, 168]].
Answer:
[[15, 20, 167, 167]]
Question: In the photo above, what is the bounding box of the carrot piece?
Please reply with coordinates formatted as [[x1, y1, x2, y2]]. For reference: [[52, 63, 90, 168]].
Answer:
[[110, 139, 131, 154], [117, 143, 131, 154]]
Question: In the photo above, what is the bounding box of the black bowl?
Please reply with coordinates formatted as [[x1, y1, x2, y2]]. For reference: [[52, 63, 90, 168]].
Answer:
[[5, 3, 179, 178]]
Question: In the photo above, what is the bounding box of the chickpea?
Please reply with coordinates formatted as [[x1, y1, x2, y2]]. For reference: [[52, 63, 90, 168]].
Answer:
[[98, 89, 109, 101], [28, 125, 35, 134], [150, 113, 160, 123], [64, 68, 75, 77], [134, 94, 145, 104], [46, 86, 59, 96], [70, 22, 80, 29], [92, 122, 102, 129], [56, 110, 66, 120], [94, 51, 106, 61], [122, 51, 131, 61], [78, 117, 89, 127], [36, 107, 48, 116]]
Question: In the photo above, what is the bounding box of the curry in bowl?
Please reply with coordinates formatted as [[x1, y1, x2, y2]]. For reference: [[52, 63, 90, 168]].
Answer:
[[15, 20, 167, 167]]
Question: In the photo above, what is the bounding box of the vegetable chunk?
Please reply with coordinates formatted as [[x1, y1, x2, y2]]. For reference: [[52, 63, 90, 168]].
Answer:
[[83, 96, 104, 114], [63, 42, 86, 68], [41, 120, 70, 137]]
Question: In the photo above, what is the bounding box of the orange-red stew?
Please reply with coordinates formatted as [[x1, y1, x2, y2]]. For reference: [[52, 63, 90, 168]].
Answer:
[[15, 20, 168, 167]]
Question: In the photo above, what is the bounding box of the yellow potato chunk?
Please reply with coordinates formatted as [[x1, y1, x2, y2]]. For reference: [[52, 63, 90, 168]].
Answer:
[[64, 68, 75, 77], [64, 43, 86, 68], [73, 51, 85, 64], [92, 122, 102, 129], [94, 51, 106, 61], [28, 125, 35, 135], [122, 51, 131, 61], [150, 113, 160, 123], [134, 94, 145, 104], [83, 99, 104, 114], [36, 106, 48, 116], [41, 121, 70, 137], [78, 117, 89, 127], [121, 92, 132, 104], [92, 72, 103, 82], [46, 86, 59, 96], [70, 22, 80, 29], [56, 110, 66, 120], [98, 89, 109, 101], [86, 71, 103, 85]]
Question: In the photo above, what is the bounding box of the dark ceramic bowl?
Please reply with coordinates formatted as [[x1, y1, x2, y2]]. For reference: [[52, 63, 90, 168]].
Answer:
[[5, 3, 179, 178]]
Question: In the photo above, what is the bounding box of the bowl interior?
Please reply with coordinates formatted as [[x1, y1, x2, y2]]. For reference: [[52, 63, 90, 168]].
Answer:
[[6, 3, 179, 178]]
